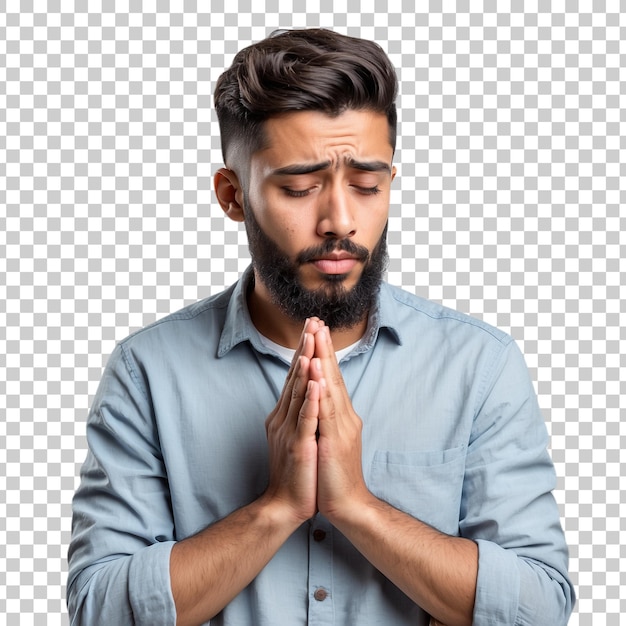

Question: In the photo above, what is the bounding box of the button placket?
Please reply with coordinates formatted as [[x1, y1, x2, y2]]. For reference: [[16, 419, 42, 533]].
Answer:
[[308, 516, 334, 624]]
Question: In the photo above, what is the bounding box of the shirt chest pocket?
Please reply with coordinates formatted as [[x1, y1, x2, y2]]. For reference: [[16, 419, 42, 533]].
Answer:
[[368, 446, 466, 536]]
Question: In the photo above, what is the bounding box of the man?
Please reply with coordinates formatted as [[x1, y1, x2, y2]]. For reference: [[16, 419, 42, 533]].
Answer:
[[67, 29, 575, 625]]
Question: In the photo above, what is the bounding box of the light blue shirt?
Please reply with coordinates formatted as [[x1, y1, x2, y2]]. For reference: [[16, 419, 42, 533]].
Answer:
[[68, 267, 575, 625]]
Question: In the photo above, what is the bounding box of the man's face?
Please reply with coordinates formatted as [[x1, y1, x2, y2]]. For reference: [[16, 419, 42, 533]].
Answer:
[[243, 109, 396, 330]]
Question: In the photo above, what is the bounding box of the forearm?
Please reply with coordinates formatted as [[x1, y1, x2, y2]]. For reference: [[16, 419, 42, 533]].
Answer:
[[171, 327, 324, 626], [330, 493, 477, 626], [170, 495, 302, 626]]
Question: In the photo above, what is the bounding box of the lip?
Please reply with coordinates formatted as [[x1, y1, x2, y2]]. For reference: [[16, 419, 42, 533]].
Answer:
[[311, 254, 359, 275]]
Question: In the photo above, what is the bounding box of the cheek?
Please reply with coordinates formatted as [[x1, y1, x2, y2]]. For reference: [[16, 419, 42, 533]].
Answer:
[[261, 207, 301, 238], [256, 191, 315, 240], [256, 207, 309, 255], [363, 206, 389, 242]]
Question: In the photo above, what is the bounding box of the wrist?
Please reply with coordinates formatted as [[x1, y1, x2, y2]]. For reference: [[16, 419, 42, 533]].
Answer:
[[322, 488, 381, 530], [254, 491, 313, 532]]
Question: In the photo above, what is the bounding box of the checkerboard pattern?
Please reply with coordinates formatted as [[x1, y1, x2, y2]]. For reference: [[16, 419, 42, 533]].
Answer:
[[1, 3, 624, 624]]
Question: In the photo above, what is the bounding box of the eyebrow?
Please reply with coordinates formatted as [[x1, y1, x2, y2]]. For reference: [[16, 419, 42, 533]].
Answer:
[[271, 158, 391, 177]]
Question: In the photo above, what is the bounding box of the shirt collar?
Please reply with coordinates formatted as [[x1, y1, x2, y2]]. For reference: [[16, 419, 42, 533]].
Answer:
[[345, 281, 403, 360], [217, 266, 262, 358], [217, 266, 403, 359]]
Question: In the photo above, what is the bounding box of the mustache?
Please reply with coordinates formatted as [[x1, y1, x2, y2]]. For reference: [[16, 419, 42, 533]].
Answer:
[[296, 238, 370, 265]]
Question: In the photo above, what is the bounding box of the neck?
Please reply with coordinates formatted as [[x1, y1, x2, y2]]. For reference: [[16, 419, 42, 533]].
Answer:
[[247, 280, 369, 351]]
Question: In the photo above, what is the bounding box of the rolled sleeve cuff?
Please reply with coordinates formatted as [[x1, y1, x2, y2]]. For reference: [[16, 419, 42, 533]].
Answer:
[[68, 541, 177, 625], [128, 541, 177, 625], [473, 539, 520, 626]]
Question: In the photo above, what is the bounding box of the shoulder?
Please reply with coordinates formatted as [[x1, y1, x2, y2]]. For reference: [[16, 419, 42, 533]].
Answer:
[[378, 283, 530, 418], [119, 282, 237, 350], [380, 282, 513, 347]]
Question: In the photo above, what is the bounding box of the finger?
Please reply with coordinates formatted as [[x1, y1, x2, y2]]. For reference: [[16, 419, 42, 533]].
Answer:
[[284, 320, 312, 377], [280, 319, 318, 402], [315, 373, 343, 444], [301, 328, 316, 360], [313, 329, 351, 433], [279, 354, 310, 422], [296, 379, 320, 437], [270, 354, 308, 430], [313, 325, 334, 360], [313, 327, 346, 392], [317, 376, 337, 427], [309, 357, 323, 383], [309, 356, 334, 433], [275, 319, 325, 423], [293, 318, 320, 367], [291, 356, 310, 404]]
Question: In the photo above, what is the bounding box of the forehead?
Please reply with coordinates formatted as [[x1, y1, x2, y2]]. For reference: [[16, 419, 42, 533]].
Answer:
[[253, 109, 393, 170]]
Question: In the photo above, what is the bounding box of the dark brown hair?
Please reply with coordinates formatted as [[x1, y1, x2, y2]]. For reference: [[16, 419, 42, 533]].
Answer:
[[214, 28, 398, 168]]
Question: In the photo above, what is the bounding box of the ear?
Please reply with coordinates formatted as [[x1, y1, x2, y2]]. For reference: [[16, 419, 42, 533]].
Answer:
[[214, 168, 245, 222], [391, 165, 397, 182]]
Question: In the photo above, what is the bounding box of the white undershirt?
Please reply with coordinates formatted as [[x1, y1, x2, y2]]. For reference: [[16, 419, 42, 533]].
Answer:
[[258, 333, 360, 363]]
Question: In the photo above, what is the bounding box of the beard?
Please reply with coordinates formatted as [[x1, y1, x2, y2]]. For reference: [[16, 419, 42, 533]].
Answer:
[[243, 200, 388, 331]]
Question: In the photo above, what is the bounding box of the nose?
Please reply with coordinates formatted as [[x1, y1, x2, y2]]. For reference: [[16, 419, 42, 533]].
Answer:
[[316, 183, 356, 239]]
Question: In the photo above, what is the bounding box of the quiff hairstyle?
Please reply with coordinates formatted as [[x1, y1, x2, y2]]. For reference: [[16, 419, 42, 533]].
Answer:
[[214, 28, 398, 168]]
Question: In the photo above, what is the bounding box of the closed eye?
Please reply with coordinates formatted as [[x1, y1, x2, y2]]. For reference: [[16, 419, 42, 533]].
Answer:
[[355, 185, 382, 195], [283, 187, 312, 198], [283, 185, 382, 197]]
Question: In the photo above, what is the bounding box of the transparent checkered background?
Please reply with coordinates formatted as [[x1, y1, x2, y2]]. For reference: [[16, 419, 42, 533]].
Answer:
[[1, 2, 624, 624]]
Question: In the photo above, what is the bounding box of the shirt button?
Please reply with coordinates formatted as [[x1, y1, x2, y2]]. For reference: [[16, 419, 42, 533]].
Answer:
[[312, 529, 326, 542], [313, 588, 328, 602]]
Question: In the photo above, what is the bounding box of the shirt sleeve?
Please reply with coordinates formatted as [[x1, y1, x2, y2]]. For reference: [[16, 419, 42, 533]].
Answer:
[[67, 342, 178, 625], [460, 339, 576, 625]]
